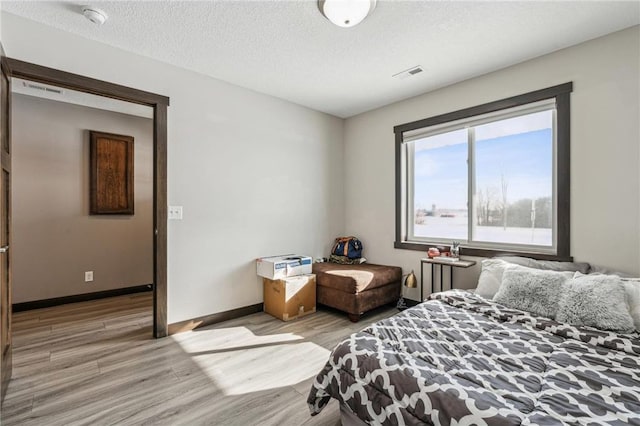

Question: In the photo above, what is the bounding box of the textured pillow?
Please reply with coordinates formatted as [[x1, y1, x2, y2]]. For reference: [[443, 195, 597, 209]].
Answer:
[[498, 256, 590, 274], [493, 266, 573, 319], [476, 259, 515, 298], [576, 272, 640, 332], [621, 278, 640, 332], [557, 273, 635, 333]]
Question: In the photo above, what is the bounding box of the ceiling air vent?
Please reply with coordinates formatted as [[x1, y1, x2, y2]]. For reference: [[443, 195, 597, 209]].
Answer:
[[22, 81, 64, 95], [392, 66, 424, 80]]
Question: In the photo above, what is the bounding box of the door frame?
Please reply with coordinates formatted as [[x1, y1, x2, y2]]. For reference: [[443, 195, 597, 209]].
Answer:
[[1, 46, 12, 404], [3, 58, 169, 338]]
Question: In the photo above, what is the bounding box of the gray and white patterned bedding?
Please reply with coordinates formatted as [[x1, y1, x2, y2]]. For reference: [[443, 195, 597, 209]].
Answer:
[[307, 290, 640, 425]]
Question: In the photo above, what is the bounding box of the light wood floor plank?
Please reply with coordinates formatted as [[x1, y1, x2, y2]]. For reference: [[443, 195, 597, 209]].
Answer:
[[2, 292, 397, 425]]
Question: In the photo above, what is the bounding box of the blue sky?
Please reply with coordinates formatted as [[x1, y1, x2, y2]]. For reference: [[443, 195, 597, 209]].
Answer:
[[414, 129, 552, 210]]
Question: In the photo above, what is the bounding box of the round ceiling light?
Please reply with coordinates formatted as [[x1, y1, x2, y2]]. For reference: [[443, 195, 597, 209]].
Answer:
[[318, 0, 376, 28], [82, 6, 108, 25]]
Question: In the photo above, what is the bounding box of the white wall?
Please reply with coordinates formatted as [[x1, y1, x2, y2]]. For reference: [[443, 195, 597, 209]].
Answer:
[[343, 26, 640, 300], [2, 13, 344, 323], [12, 94, 153, 303]]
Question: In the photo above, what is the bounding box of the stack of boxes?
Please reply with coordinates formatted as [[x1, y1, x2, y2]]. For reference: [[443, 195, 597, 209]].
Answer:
[[256, 255, 316, 321]]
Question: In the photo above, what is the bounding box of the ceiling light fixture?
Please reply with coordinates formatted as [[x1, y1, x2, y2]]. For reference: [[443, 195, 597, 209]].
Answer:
[[318, 0, 376, 28], [82, 6, 108, 25]]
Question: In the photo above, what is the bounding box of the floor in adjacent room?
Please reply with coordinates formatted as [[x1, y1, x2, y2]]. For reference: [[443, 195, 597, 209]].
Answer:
[[2, 292, 397, 425]]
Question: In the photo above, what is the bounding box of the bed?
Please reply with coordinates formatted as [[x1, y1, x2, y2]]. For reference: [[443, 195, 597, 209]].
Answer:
[[307, 290, 640, 425]]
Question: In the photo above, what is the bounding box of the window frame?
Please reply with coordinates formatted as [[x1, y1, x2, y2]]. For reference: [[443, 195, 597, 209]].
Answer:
[[394, 83, 573, 261]]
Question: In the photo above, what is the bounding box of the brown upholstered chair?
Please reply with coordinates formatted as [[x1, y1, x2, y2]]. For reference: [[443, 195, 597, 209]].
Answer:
[[312, 262, 402, 322]]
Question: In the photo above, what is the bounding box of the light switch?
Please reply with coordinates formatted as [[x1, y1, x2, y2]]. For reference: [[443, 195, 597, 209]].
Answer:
[[169, 205, 183, 220]]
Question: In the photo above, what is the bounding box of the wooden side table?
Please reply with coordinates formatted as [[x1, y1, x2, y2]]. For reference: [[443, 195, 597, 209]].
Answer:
[[420, 258, 476, 301]]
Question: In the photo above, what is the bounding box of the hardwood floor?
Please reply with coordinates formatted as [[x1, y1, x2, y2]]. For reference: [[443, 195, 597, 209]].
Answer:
[[1, 292, 398, 425]]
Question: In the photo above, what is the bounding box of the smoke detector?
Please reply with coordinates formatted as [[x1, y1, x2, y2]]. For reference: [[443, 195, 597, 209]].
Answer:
[[82, 6, 108, 25]]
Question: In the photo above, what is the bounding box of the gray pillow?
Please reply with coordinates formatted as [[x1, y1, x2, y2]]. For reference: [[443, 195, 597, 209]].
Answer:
[[588, 264, 635, 278], [557, 273, 635, 333], [493, 266, 573, 319], [575, 272, 640, 332], [498, 256, 590, 274]]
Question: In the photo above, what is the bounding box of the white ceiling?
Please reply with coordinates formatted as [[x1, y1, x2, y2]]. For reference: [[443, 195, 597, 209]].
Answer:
[[3, 1, 639, 118]]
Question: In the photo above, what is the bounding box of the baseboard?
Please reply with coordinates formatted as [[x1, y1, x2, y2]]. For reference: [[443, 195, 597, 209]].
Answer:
[[168, 303, 264, 335], [12, 284, 154, 312]]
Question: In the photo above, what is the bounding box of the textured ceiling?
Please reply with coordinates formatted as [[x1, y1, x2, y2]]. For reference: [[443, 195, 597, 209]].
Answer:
[[3, 1, 639, 118]]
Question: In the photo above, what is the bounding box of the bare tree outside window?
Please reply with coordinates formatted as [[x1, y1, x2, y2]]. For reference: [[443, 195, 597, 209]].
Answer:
[[501, 173, 508, 231]]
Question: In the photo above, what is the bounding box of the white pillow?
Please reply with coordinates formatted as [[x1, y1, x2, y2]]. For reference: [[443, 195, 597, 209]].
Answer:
[[576, 271, 640, 332], [476, 258, 515, 298], [622, 279, 640, 332]]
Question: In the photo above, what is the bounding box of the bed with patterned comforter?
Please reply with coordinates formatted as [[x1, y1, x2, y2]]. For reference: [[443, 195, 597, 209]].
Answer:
[[307, 290, 640, 425]]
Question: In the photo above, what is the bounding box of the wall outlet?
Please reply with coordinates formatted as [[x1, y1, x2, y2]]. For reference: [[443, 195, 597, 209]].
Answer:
[[85, 271, 94, 282], [169, 205, 183, 220]]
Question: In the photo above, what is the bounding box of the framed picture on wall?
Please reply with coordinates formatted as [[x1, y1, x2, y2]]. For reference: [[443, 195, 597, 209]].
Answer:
[[89, 131, 134, 215]]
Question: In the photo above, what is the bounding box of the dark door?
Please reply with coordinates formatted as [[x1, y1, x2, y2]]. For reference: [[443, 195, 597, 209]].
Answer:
[[0, 54, 12, 403]]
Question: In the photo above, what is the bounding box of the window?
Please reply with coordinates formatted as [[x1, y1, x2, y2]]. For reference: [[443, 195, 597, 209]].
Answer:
[[394, 84, 572, 260]]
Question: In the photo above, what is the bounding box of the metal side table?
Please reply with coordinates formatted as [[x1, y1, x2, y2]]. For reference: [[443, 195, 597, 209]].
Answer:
[[420, 258, 476, 301]]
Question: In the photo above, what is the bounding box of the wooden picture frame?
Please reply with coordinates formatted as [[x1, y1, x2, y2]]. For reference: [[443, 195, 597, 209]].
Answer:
[[89, 131, 134, 215]]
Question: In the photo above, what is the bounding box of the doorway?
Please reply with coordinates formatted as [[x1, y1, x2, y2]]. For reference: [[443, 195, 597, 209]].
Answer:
[[0, 57, 169, 402], [12, 81, 154, 308]]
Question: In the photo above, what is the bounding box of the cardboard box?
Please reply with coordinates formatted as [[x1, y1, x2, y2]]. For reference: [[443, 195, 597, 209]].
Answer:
[[263, 274, 316, 321], [256, 254, 312, 279]]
